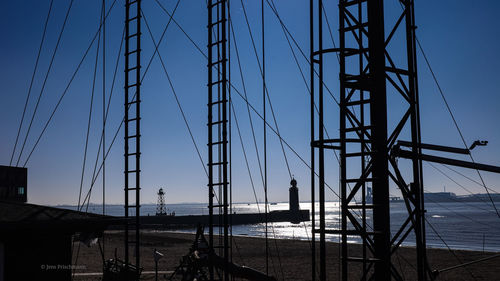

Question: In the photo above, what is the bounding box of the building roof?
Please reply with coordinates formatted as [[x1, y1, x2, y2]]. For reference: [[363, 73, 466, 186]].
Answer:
[[0, 200, 123, 232]]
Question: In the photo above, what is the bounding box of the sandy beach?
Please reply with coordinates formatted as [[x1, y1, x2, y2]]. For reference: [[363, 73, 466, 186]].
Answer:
[[72, 230, 499, 281]]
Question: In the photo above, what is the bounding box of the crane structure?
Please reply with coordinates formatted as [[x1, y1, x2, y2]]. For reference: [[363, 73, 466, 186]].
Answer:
[[124, 0, 142, 279], [207, 0, 231, 280], [310, 0, 431, 280]]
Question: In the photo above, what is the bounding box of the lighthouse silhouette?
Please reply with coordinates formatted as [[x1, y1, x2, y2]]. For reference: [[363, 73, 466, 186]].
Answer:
[[289, 177, 300, 223]]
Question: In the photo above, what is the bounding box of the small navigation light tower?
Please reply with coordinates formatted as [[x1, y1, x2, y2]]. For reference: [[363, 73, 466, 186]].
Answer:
[[156, 188, 166, 216]]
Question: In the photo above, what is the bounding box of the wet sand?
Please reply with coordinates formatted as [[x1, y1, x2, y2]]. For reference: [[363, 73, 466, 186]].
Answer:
[[74, 231, 499, 280]]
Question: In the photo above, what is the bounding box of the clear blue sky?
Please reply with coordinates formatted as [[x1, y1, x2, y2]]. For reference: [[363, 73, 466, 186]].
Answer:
[[1, 0, 499, 206]]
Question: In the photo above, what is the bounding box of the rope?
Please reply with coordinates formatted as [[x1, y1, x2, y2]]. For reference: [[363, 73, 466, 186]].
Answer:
[[233, 103, 290, 281], [141, 7, 207, 178], [101, 0, 107, 267], [229, 18, 266, 201], [85, 27, 124, 208], [261, 0, 270, 275], [416, 37, 500, 218], [73, 3, 107, 276], [82, 26, 123, 193], [78, 5, 103, 211], [232, 105, 261, 214], [80, 0, 182, 209], [241, 0, 293, 181], [16, 0, 75, 166], [425, 218, 479, 281], [22, 0, 119, 167], [229, 15, 288, 280], [10, 0, 54, 166], [228, 0, 234, 265], [78, 0, 183, 209], [153, 0, 342, 200], [83, 0, 181, 204]]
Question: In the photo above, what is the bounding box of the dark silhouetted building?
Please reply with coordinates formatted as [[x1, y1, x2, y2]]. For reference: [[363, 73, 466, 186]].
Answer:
[[0, 201, 120, 281], [0, 166, 27, 203]]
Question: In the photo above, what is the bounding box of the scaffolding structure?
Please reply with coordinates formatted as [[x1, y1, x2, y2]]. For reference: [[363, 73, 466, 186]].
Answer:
[[310, 0, 431, 280]]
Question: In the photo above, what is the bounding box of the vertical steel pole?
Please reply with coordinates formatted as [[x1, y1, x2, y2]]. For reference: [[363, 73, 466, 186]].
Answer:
[[309, 0, 316, 280], [405, 1, 427, 279], [222, 1, 229, 279], [135, 0, 141, 273], [317, 1, 326, 280], [124, 0, 130, 272], [367, 1, 390, 281], [207, 2, 214, 279], [338, 1, 347, 280]]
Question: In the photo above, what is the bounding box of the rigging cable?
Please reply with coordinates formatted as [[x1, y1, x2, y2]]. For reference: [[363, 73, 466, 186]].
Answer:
[[416, 37, 500, 218], [21, 0, 119, 167], [238, 5, 316, 264], [101, 0, 106, 265], [392, 0, 499, 218], [73, 2, 106, 277], [232, 104, 261, 214], [79, 0, 183, 208], [240, 0, 292, 181], [267, 0, 370, 154], [228, 0, 234, 266], [229, 16, 266, 207], [90, 27, 124, 187], [425, 218, 479, 281], [139, 14, 216, 208], [141, 7, 214, 196], [147, 0, 341, 201], [229, 14, 287, 280], [102, 0, 106, 217], [87, 0, 181, 193], [77, 6, 103, 211], [82, 27, 124, 209], [262, 0, 269, 275], [141, 5, 207, 178], [16, 0, 75, 166], [269, 0, 366, 219], [10, 0, 54, 166]]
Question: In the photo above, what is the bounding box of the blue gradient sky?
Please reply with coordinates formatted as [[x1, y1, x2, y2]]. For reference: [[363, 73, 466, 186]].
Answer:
[[1, 1, 499, 206]]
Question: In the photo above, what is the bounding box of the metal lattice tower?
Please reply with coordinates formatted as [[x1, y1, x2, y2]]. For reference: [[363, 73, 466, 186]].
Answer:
[[310, 0, 431, 280], [124, 0, 141, 278], [207, 0, 231, 280], [156, 188, 166, 216]]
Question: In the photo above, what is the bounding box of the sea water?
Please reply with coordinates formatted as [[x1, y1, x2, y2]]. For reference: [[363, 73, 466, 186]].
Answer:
[[57, 201, 500, 252]]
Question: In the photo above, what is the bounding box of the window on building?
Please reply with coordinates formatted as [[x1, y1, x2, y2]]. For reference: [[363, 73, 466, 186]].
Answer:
[[18, 187, 25, 195]]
